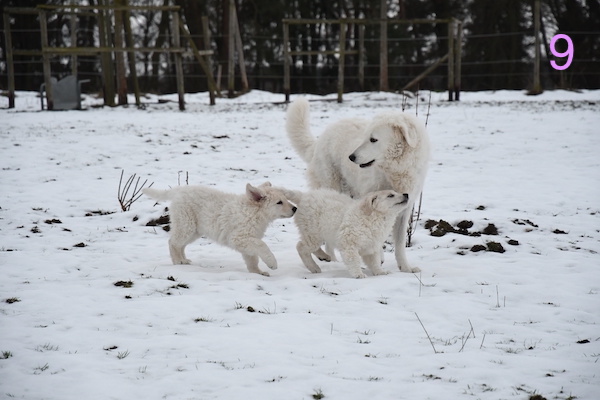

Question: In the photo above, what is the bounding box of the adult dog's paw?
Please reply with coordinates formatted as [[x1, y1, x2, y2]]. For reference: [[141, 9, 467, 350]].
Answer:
[[400, 265, 420, 273]]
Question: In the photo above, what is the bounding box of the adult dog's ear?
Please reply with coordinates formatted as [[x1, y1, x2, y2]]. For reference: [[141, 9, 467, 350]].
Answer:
[[393, 121, 419, 148], [246, 183, 265, 202], [360, 194, 378, 216]]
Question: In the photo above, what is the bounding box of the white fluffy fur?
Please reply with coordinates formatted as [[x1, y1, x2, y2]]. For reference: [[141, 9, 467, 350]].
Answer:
[[286, 98, 430, 272], [143, 182, 296, 276], [281, 188, 410, 279]]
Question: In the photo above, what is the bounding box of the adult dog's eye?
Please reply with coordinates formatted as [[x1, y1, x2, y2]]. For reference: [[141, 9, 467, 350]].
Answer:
[[370, 137, 378, 143], [387, 194, 395, 198], [277, 201, 283, 205]]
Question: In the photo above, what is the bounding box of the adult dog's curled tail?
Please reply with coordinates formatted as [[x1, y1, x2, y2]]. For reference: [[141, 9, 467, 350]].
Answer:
[[142, 188, 172, 201], [285, 98, 315, 163]]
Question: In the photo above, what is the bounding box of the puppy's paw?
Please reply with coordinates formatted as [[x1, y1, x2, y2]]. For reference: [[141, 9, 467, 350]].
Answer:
[[317, 254, 331, 262], [352, 271, 367, 279], [307, 266, 322, 274], [258, 270, 270, 277], [267, 261, 278, 270], [314, 248, 331, 262], [372, 270, 390, 276], [262, 254, 278, 270]]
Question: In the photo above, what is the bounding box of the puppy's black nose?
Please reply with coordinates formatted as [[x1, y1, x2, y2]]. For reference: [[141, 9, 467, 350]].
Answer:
[[403, 193, 409, 201], [349, 154, 356, 162], [292, 206, 298, 213]]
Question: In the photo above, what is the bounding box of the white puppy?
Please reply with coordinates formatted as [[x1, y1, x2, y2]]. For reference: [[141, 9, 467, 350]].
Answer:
[[286, 98, 430, 273], [280, 188, 410, 279], [143, 182, 296, 276]]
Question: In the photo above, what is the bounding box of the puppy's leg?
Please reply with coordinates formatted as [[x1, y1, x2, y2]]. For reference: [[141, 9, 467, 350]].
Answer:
[[340, 248, 367, 279], [168, 230, 197, 265], [324, 243, 338, 262], [242, 253, 269, 276], [168, 211, 197, 265], [393, 211, 421, 273], [362, 252, 389, 276], [313, 247, 331, 262], [232, 237, 278, 271], [297, 241, 322, 273]]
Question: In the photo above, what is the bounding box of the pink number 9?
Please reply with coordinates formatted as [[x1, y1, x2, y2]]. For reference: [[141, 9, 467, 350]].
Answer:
[[550, 34, 574, 70]]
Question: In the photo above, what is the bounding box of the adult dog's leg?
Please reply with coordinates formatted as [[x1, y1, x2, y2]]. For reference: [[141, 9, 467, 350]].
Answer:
[[297, 241, 322, 273], [242, 253, 269, 276], [393, 210, 421, 273]]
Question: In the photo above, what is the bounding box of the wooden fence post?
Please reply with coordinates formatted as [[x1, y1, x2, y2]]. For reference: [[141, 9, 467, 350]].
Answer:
[[337, 22, 346, 103], [531, 0, 543, 94], [231, 6, 248, 93], [447, 19, 455, 101], [70, 12, 78, 76], [227, 0, 235, 97], [97, 1, 116, 106], [202, 16, 217, 104], [171, 10, 185, 110], [358, 23, 365, 91], [39, 9, 54, 110], [123, 6, 141, 106], [454, 20, 462, 101], [283, 21, 290, 102], [3, 11, 15, 108], [114, 0, 128, 105], [379, 0, 388, 91]]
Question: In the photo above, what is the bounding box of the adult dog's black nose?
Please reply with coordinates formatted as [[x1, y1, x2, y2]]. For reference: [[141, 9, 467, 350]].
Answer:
[[349, 154, 356, 162], [403, 193, 409, 201], [292, 206, 298, 213]]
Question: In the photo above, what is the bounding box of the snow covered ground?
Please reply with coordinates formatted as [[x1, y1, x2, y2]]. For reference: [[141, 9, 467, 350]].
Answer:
[[1, 89, 599, 400]]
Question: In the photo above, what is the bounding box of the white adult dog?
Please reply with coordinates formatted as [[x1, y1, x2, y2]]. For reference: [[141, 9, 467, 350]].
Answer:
[[286, 98, 430, 273], [143, 182, 296, 276], [280, 188, 410, 278]]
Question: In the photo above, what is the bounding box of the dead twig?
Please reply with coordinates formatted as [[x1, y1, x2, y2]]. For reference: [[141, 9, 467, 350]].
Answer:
[[425, 91, 432, 126], [118, 170, 153, 212], [415, 312, 438, 354], [406, 192, 423, 247], [459, 319, 476, 352]]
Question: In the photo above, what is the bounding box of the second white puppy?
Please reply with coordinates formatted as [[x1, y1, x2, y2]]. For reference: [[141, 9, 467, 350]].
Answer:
[[143, 182, 296, 276], [280, 188, 409, 278]]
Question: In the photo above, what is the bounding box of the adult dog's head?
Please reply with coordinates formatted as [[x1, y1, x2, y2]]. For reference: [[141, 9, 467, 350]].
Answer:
[[348, 112, 424, 169]]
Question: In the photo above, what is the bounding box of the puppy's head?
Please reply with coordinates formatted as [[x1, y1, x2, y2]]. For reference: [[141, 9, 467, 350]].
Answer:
[[348, 112, 423, 168], [360, 190, 409, 216], [246, 182, 297, 219]]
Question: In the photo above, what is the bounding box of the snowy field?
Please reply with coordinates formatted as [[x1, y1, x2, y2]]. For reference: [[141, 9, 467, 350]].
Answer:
[[1, 89, 599, 400]]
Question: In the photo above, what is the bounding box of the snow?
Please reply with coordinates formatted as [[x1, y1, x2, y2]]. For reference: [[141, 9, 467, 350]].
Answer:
[[1, 89, 599, 400]]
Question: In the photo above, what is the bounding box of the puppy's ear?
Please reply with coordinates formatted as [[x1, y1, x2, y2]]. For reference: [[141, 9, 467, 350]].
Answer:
[[260, 181, 272, 188], [360, 194, 378, 216], [394, 123, 418, 148], [246, 183, 265, 202]]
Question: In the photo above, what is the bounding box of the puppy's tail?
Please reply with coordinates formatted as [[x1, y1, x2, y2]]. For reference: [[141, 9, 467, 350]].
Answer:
[[142, 188, 172, 202], [286, 97, 315, 163]]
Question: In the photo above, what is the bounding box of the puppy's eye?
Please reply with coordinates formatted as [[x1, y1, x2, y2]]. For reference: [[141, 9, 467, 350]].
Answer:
[[277, 201, 283, 205], [387, 194, 395, 198], [370, 137, 378, 143]]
